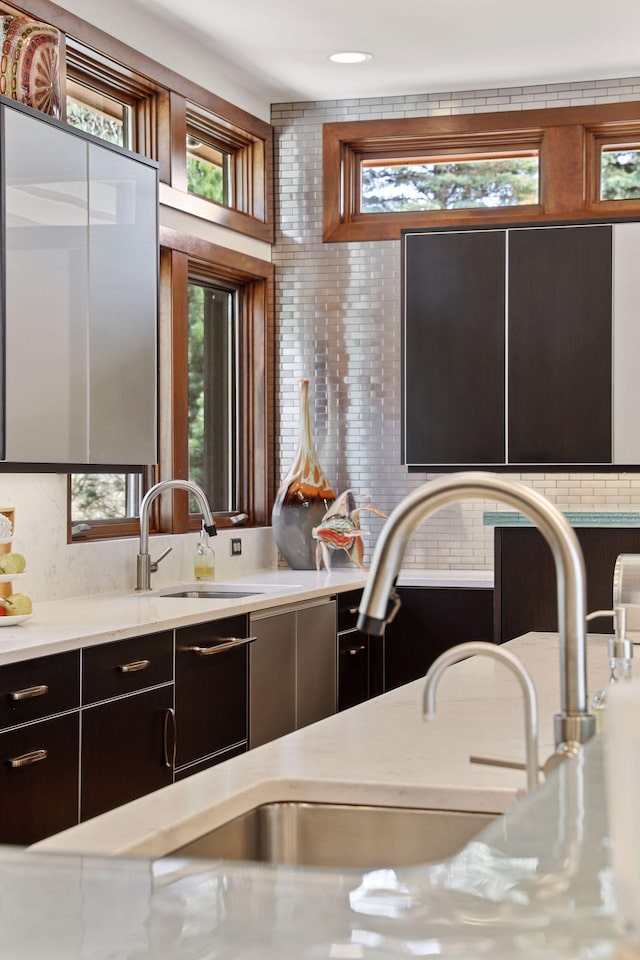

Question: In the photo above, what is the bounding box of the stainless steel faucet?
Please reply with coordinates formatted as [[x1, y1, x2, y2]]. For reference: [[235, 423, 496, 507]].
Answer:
[[357, 471, 596, 763], [422, 640, 540, 790], [136, 479, 217, 591]]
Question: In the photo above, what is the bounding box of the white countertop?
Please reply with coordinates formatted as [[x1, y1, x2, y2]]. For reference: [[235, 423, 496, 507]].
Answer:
[[21, 631, 622, 959], [0, 567, 492, 665], [37, 630, 612, 859]]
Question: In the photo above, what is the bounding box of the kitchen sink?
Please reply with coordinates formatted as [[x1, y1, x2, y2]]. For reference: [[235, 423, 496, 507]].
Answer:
[[169, 800, 497, 868], [159, 583, 265, 599]]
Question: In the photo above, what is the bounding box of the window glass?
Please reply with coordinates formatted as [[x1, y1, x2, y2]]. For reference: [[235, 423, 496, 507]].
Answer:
[[187, 132, 231, 205], [600, 146, 640, 200], [66, 78, 131, 149], [70, 473, 141, 525], [361, 153, 539, 213], [188, 280, 237, 513]]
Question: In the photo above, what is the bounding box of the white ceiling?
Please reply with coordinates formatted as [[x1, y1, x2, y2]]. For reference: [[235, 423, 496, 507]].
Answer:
[[121, 0, 640, 104]]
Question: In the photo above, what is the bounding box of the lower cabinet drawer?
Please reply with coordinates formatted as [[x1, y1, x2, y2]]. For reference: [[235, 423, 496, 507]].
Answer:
[[0, 650, 80, 730], [81, 685, 174, 822], [0, 712, 79, 845], [175, 624, 250, 768]]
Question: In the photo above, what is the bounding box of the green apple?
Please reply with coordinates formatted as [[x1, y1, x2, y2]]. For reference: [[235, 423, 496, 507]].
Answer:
[[0, 553, 26, 575], [4, 594, 32, 616]]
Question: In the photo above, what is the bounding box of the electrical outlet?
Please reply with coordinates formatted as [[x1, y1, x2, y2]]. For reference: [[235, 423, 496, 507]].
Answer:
[[230, 538, 242, 556]]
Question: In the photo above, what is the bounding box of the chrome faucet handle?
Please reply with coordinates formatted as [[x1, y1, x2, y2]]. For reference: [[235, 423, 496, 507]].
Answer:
[[150, 546, 172, 573], [422, 640, 540, 791]]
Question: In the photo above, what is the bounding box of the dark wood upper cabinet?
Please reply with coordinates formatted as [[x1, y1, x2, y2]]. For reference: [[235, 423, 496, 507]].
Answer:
[[507, 226, 612, 464], [402, 220, 624, 470], [404, 229, 506, 466]]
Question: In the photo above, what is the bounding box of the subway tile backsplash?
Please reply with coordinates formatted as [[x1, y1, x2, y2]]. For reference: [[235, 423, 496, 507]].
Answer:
[[271, 76, 640, 572]]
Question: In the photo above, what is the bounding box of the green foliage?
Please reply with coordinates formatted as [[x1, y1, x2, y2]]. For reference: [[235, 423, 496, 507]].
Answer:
[[188, 284, 205, 488], [187, 155, 225, 204], [71, 474, 127, 521], [601, 150, 640, 200], [362, 157, 539, 212]]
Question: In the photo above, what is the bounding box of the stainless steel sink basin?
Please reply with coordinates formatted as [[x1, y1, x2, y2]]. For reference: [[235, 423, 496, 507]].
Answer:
[[163, 589, 262, 599], [170, 801, 497, 868]]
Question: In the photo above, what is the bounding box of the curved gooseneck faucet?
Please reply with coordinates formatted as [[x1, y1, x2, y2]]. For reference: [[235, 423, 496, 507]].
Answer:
[[357, 472, 596, 760], [136, 479, 217, 591], [423, 640, 540, 790]]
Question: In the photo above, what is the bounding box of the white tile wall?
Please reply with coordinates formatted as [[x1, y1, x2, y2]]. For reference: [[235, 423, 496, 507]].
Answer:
[[271, 76, 640, 571]]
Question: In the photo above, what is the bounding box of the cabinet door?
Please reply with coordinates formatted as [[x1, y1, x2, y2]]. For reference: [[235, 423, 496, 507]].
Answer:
[[508, 225, 612, 464], [403, 229, 506, 466], [175, 617, 249, 769], [384, 587, 494, 691], [88, 144, 158, 465], [249, 610, 296, 748], [81, 685, 173, 821], [3, 106, 89, 462], [296, 600, 337, 728], [0, 712, 79, 845], [338, 629, 369, 711]]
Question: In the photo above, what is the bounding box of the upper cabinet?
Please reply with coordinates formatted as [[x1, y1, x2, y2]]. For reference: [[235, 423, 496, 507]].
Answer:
[[1, 100, 158, 467], [403, 221, 639, 470]]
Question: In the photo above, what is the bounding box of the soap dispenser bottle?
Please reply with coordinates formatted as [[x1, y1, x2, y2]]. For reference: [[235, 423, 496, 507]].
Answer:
[[587, 606, 633, 732], [194, 525, 215, 580]]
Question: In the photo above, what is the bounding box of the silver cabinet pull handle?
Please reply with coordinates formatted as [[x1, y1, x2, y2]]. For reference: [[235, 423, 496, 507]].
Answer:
[[118, 659, 150, 673], [9, 684, 49, 701], [347, 607, 360, 615], [186, 636, 256, 656], [8, 748, 47, 768], [163, 707, 176, 769], [345, 645, 367, 656]]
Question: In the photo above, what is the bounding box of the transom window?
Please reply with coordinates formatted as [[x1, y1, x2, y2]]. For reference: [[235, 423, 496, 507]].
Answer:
[[66, 78, 133, 149], [361, 151, 539, 213], [187, 128, 232, 206], [600, 144, 640, 200]]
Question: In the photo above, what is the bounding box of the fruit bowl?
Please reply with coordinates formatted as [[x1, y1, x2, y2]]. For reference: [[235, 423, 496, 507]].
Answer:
[[0, 572, 26, 583], [0, 614, 32, 626]]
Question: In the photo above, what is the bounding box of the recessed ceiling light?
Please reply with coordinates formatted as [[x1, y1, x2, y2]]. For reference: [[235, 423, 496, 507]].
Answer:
[[328, 51, 373, 64]]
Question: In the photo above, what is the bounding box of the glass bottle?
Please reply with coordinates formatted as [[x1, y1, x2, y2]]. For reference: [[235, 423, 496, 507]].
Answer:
[[194, 526, 215, 580], [588, 606, 633, 732]]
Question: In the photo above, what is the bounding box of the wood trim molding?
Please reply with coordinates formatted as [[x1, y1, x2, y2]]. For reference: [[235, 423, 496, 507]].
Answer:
[[160, 183, 274, 243], [159, 232, 273, 531], [324, 101, 640, 241]]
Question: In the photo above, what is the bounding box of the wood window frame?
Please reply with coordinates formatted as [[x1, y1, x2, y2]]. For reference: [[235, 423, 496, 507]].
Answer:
[[158, 94, 273, 242], [158, 228, 273, 534], [323, 101, 640, 242], [586, 120, 640, 213], [2, 0, 273, 243], [67, 468, 157, 544]]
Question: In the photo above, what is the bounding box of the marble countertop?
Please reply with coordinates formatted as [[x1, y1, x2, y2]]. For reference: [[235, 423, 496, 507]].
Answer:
[[21, 631, 623, 958], [0, 566, 493, 665]]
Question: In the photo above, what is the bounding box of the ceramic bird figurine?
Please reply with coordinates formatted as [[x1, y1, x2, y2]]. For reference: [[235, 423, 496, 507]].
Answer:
[[312, 489, 387, 571]]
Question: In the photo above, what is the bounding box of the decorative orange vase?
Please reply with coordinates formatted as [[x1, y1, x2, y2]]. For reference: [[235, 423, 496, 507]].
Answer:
[[272, 379, 336, 569]]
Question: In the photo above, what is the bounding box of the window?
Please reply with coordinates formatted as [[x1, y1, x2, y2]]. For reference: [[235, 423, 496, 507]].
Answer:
[[187, 129, 231, 205], [187, 280, 238, 513], [361, 151, 539, 213], [159, 234, 273, 533], [600, 145, 640, 200], [64, 39, 160, 158], [324, 102, 640, 241], [66, 77, 133, 149]]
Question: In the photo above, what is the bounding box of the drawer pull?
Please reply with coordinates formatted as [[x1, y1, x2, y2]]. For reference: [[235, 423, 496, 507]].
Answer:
[[186, 636, 256, 656], [8, 748, 47, 768], [9, 684, 49, 701], [163, 707, 177, 769], [347, 607, 360, 615], [345, 644, 367, 656], [118, 659, 150, 674]]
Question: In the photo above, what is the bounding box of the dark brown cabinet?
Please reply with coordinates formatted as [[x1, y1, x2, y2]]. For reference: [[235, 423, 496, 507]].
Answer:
[[0, 650, 80, 845], [80, 632, 174, 821], [175, 615, 250, 776], [337, 589, 384, 712], [81, 686, 173, 821], [494, 526, 640, 644], [403, 223, 616, 469], [384, 586, 494, 690]]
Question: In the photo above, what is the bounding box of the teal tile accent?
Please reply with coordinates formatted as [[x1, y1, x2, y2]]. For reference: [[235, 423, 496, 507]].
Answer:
[[483, 511, 640, 527]]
